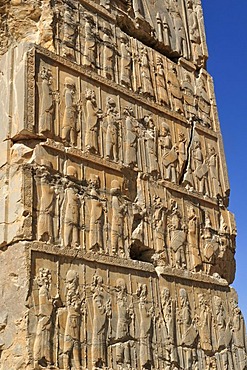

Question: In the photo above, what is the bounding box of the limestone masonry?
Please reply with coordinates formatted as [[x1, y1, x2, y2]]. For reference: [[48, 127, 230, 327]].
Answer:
[[0, 0, 246, 369]]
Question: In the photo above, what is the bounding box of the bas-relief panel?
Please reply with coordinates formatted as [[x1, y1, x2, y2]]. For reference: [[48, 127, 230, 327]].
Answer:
[[29, 251, 246, 370], [52, 0, 207, 68], [34, 50, 226, 201], [29, 151, 235, 283]]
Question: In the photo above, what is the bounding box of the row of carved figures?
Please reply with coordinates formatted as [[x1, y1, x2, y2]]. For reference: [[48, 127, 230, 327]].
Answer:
[[32, 267, 247, 370], [34, 166, 234, 280], [39, 54, 213, 134], [55, 0, 206, 68], [38, 71, 219, 196]]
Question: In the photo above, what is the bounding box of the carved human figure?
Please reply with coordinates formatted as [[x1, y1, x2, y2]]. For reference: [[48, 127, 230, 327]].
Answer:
[[62, 5, 77, 60], [110, 180, 126, 256], [159, 122, 178, 183], [161, 287, 177, 364], [119, 33, 132, 89], [33, 268, 54, 369], [187, 206, 202, 272], [115, 278, 133, 368], [105, 97, 120, 162], [123, 106, 138, 168], [186, 0, 204, 67], [143, 115, 159, 177], [37, 173, 55, 243], [191, 136, 209, 195], [201, 212, 216, 275], [213, 296, 232, 370], [82, 14, 96, 69], [169, 210, 187, 269], [196, 293, 212, 352], [167, 64, 184, 115], [91, 274, 111, 369], [62, 166, 80, 248], [39, 66, 54, 134], [63, 270, 83, 370], [182, 73, 196, 118], [196, 74, 211, 127], [230, 298, 247, 370], [178, 288, 198, 370], [88, 174, 104, 253], [102, 24, 115, 81], [140, 47, 154, 99], [131, 203, 149, 252], [136, 283, 153, 370], [207, 144, 221, 198], [155, 55, 169, 107], [168, 0, 188, 58], [177, 131, 187, 177], [84, 89, 102, 154], [62, 77, 77, 147], [152, 196, 168, 258]]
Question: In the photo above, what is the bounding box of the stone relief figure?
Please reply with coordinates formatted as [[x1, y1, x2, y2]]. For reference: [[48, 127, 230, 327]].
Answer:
[[230, 298, 247, 370], [186, 0, 204, 67], [139, 47, 154, 99], [159, 121, 178, 184], [131, 203, 149, 253], [207, 144, 221, 198], [169, 209, 187, 269], [39, 66, 54, 135], [143, 115, 159, 177], [123, 106, 138, 169], [88, 174, 105, 254], [201, 213, 219, 275], [115, 278, 133, 368], [62, 5, 77, 60], [82, 13, 97, 69], [182, 73, 196, 118], [160, 287, 178, 365], [196, 73, 211, 128], [84, 89, 102, 155], [168, 0, 188, 58], [102, 24, 115, 81], [104, 97, 121, 162], [177, 131, 187, 178], [91, 274, 111, 369], [187, 206, 202, 272], [62, 166, 80, 248], [155, 55, 169, 107], [213, 296, 232, 370], [37, 172, 55, 243], [110, 180, 126, 256], [191, 135, 209, 195], [33, 268, 55, 369], [61, 77, 78, 147], [63, 270, 84, 370], [152, 196, 168, 260], [136, 283, 153, 370], [195, 293, 212, 352], [119, 33, 132, 90], [178, 288, 198, 370], [167, 64, 184, 115]]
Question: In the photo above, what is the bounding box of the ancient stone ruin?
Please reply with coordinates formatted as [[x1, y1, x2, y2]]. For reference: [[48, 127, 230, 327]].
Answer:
[[0, 0, 246, 369]]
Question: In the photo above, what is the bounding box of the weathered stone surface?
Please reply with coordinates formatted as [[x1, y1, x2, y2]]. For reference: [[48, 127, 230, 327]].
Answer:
[[0, 1, 245, 369]]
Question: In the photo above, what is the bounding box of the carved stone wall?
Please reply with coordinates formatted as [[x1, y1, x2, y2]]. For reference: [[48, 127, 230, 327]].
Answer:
[[0, 1, 245, 370]]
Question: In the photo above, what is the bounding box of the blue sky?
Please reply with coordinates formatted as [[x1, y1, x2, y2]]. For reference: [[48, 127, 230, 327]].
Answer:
[[201, 0, 247, 318]]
